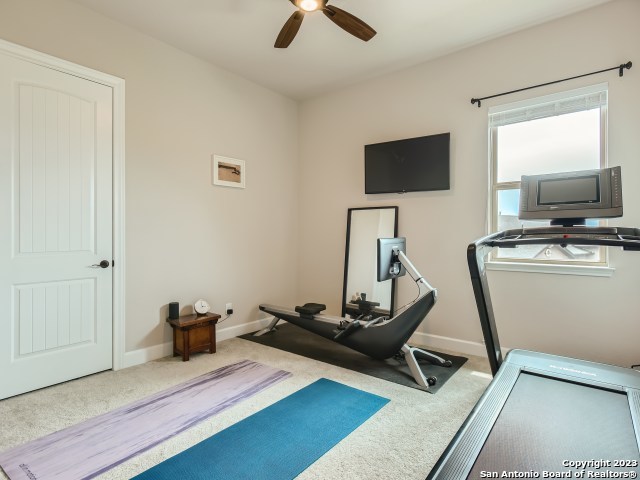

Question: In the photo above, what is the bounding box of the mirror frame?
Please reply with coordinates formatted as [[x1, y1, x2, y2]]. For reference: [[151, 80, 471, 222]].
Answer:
[[341, 206, 399, 318]]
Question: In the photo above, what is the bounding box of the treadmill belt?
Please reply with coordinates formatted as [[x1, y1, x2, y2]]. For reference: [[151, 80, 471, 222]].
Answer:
[[469, 372, 640, 478]]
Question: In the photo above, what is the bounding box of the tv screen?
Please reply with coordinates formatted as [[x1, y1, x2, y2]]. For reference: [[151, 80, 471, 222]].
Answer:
[[365, 133, 450, 194]]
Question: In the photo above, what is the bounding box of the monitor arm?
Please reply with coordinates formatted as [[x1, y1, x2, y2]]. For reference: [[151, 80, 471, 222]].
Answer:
[[393, 248, 437, 299]]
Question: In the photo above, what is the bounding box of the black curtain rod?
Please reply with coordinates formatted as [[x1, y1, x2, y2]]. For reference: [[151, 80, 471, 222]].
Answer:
[[471, 61, 632, 108]]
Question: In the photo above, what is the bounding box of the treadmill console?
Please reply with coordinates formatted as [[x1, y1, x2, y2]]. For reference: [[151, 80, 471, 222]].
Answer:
[[519, 166, 622, 226]]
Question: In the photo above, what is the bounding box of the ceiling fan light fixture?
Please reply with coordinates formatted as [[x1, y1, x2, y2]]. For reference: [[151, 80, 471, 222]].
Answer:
[[299, 0, 320, 12], [276, 0, 376, 48]]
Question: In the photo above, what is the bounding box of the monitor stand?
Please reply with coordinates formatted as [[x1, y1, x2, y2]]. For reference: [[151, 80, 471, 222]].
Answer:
[[550, 218, 586, 227]]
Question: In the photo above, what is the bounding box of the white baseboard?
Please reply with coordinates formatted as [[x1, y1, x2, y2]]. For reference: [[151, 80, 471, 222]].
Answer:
[[409, 331, 514, 361], [254, 316, 490, 359], [121, 317, 492, 370], [122, 341, 173, 369], [409, 331, 488, 359], [216, 318, 272, 341], [251, 317, 493, 359], [121, 318, 273, 369]]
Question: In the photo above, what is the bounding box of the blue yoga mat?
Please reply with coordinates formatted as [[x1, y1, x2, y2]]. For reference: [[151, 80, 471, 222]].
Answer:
[[133, 378, 389, 480]]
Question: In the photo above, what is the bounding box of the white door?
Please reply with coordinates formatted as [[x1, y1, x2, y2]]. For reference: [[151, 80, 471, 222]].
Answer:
[[0, 52, 113, 399]]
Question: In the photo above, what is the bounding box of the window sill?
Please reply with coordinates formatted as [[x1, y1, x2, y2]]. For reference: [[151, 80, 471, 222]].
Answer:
[[485, 261, 615, 277]]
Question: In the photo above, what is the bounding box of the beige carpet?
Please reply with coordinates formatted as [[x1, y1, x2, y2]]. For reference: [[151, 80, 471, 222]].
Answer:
[[0, 337, 491, 480]]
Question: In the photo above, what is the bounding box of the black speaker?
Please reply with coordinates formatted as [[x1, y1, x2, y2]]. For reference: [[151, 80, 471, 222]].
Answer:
[[168, 302, 179, 320]]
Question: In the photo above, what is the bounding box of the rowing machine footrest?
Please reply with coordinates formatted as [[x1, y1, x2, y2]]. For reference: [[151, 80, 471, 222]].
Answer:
[[334, 320, 361, 340], [295, 303, 326, 319]]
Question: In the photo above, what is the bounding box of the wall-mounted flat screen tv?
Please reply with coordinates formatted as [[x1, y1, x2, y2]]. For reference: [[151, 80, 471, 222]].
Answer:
[[364, 132, 450, 194]]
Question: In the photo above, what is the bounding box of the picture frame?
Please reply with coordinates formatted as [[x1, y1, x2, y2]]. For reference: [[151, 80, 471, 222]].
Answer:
[[212, 155, 245, 189]]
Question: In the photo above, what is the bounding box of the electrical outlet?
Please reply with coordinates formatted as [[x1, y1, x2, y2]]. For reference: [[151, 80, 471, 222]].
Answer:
[[226, 303, 233, 315]]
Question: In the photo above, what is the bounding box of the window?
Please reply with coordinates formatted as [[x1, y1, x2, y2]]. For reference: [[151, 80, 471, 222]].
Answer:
[[489, 83, 608, 265]]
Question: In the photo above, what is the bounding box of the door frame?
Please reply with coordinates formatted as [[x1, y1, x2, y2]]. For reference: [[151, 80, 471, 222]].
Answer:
[[0, 38, 126, 370]]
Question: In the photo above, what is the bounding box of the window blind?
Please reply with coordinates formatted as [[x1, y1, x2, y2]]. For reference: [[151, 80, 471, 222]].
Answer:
[[489, 83, 607, 128]]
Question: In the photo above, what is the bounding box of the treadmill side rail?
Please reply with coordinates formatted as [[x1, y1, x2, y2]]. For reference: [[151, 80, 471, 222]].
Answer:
[[426, 361, 520, 479], [467, 242, 502, 375], [468, 226, 640, 375], [630, 389, 640, 453], [431, 226, 640, 480], [427, 350, 640, 480]]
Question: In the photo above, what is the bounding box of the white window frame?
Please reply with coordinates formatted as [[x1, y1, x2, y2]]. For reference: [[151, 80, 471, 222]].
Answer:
[[487, 83, 614, 277]]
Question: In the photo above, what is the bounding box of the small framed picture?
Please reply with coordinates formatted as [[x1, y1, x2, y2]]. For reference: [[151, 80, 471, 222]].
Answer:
[[212, 155, 245, 189]]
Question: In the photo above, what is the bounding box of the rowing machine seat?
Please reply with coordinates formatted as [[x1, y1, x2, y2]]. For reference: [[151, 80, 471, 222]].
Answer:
[[295, 303, 326, 319]]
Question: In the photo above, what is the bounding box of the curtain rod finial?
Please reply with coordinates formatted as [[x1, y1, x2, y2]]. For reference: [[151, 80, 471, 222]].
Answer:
[[471, 98, 481, 108], [619, 61, 632, 76]]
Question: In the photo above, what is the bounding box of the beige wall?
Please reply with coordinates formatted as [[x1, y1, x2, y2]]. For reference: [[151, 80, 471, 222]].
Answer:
[[298, 0, 640, 367], [0, 0, 300, 353], [2, 0, 638, 368]]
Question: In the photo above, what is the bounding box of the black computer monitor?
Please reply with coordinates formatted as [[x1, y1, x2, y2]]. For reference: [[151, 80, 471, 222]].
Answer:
[[377, 237, 406, 282]]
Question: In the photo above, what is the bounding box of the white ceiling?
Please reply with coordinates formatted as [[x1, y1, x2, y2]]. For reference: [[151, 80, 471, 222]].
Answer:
[[70, 0, 611, 100]]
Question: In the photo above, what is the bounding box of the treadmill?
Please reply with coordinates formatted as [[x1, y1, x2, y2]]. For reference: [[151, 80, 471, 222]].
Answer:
[[428, 167, 640, 479]]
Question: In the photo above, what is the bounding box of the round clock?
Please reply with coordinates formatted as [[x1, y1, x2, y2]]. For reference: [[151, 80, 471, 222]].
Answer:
[[194, 299, 210, 315]]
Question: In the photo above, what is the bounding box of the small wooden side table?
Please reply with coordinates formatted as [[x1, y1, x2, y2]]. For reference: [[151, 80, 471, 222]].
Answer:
[[167, 312, 221, 361]]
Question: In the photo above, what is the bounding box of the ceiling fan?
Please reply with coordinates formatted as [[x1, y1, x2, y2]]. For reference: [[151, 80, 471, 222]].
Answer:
[[275, 0, 376, 48]]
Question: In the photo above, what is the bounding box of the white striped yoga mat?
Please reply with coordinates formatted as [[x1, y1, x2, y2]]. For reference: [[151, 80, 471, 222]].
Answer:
[[0, 360, 291, 480]]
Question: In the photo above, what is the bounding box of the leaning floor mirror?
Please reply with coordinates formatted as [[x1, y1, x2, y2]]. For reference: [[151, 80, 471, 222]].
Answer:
[[341, 206, 399, 319]]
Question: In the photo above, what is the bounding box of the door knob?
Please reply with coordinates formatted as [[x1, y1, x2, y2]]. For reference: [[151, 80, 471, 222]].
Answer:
[[90, 260, 110, 268]]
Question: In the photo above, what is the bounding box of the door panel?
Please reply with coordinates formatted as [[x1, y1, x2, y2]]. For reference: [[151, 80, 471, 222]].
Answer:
[[18, 85, 96, 255], [15, 279, 95, 356], [0, 52, 113, 399]]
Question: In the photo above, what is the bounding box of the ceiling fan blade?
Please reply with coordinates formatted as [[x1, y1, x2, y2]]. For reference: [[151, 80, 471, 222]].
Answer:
[[275, 10, 305, 48], [322, 5, 376, 42]]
